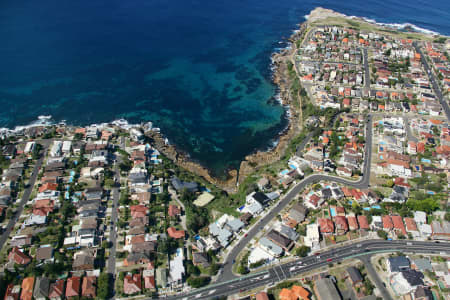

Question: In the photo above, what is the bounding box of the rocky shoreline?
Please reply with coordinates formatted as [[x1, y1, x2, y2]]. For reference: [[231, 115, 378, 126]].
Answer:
[[145, 22, 309, 193]]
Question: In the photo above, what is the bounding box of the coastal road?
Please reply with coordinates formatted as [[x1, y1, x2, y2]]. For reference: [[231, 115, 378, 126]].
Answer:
[[166, 240, 450, 300], [413, 42, 450, 121], [218, 114, 373, 282], [0, 140, 51, 251]]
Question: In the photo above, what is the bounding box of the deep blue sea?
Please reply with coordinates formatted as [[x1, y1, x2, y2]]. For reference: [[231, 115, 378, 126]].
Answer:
[[1, 0, 449, 175]]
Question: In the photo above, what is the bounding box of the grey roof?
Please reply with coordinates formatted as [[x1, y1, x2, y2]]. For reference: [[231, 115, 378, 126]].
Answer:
[[226, 218, 244, 233], [246, 201, 263, 215], [400, 269, 424, 286], [277, 225, 298, 241], [192, 252, 210, 267], [414, 286, 433, 299], [413, 258, 433, 272], [156, 268, 168, 287], [131, 241, 157, 253], [33, 277, 50, 299], [315, 278, 341, 300], [36, 246, 53, 261], [171, 177, 198, 192], [346, 267, 363, 283], [252, 192, 270, 205], [266, 230, 293, 250], [288, 203, 307, 222], [208, 223, 232, 247], [259, 237, 283, 256], [127, 252, 150, 263], [388, 256, 410, 272]]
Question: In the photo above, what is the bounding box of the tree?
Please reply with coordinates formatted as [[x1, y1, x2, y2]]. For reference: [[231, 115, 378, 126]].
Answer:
[[97, 273, 111, 299], [187, 276, 210, 288], [187, 263, 200, 276], [445, 212, 450, 222], [294, 245, 310, 257], [208, 263, 220, 276], [377, 230, 388, 240], [102, 241, 111, 249]]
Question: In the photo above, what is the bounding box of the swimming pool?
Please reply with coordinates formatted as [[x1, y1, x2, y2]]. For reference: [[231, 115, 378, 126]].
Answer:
[[330, 207, 336, 217], [280, 169, 289, 175]]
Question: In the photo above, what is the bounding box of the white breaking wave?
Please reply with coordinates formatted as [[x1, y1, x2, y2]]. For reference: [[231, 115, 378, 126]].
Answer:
[[349, 15, 440, 36]]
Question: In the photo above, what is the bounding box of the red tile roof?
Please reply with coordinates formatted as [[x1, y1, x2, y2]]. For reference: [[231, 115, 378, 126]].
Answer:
[[144, 275, 155, 290], [167, 227, 185, 239], [347, 216, 359, 230], [334, 216, 348, 232], [168, 205, 181, 217], [4, 283, 19, 300], [404, 218, 418, 232], [49, 280, 65, 299], [318, 218, 334, 233], [357, 215, 369, 229], [382, 216, 394, 229], [65, 277, 81, 298], [8, 247, 31, 265], [391, 215, 407, 235], [81, 276, 96, 298], [20, 277, 34, 300], [38, 182, 58, 193], [124, 274, 142, 295]]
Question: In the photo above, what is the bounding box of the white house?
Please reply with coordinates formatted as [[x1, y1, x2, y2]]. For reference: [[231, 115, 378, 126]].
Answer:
[[24, 142, 36, 154], [304, 223, 320, 250]]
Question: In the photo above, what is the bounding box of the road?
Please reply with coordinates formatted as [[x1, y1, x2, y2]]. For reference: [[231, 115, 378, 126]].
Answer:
[[166, 240, 450, 300], [358, 255, 393, 300], [403, 116, 418, 143], [0, 140, 50, 251], [413, 42, 450, 121], [106, 136, 125, 298], [363, 48, 370, 95], [218, 114, 373, 282]]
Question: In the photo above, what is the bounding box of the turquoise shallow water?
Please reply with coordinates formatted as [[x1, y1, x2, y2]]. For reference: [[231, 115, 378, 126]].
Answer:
[[0, 0, 449, 175]]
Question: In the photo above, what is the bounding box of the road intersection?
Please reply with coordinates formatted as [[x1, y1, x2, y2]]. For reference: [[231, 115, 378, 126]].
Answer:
[[166, 240, 450, 300]]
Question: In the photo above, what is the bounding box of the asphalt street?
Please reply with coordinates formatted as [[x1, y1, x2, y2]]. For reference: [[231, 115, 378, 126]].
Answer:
[[218, 114, 373, 282], [0, 140, 50, 251], [413, 42, 450, 121], [363, 48, 370, 94], [167, 240, 450, 300]]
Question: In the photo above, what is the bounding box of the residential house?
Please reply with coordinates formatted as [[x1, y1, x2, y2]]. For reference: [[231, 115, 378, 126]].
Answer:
[[4, 284, 20, 300], [48, 280, 65, 300], [35, 246, 54, 264], [33, 277, 50, 300], [314, 278, 342, 300], [167, 227, 185, 239], [65, 277, 81, 299], [81, 276, 96, 298], [387, 256, 410, 273], [192, 252, 210, 268], [318, 218, 334, 235], [8, 247, 31, 266], [72, 249, 95, 271], [20, 277, 35, 300], [143, 269, 156, 290], [124, 273, 142, 295], [266, 230, 294, 251], [390, 270, 424, 295], [431, 221, 450, 240], [346, 267, 363, 287]]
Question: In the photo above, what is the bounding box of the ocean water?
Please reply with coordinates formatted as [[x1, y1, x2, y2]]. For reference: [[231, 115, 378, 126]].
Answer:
[[1, 0, 449, 175]]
